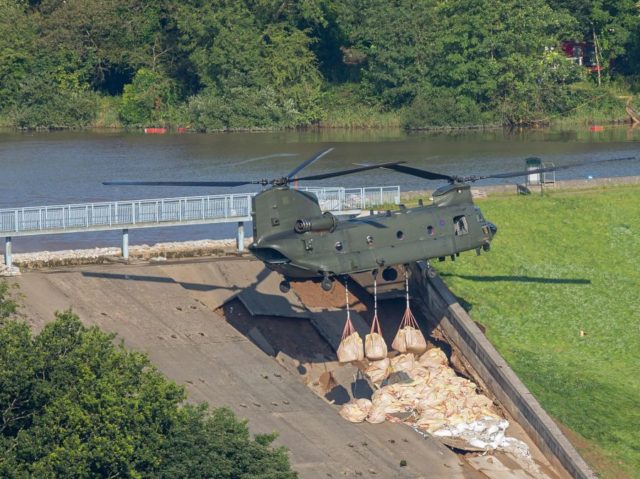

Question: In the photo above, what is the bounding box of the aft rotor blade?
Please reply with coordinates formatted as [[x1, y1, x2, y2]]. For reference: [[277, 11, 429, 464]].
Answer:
[[466, 156, 638, 182], [287, 147, 335, 179], [102, 180, 254, 187], [296, 161, 406, 181], [380, 164, 456, 182]]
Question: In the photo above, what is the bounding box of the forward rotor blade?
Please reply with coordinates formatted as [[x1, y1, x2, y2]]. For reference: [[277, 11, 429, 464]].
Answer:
[[466, 155, 638, 182], [380, 164, 456, 182], [102, 180, 254, 187], [296, 161, 406, 181], [287, 147, 334, 179]]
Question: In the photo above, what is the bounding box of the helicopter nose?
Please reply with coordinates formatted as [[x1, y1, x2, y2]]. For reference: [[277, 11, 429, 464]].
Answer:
[[488, 222, 498, 236]]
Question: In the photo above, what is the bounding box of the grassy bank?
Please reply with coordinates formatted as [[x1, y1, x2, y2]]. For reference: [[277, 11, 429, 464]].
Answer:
[[433, 185, 640, 477]]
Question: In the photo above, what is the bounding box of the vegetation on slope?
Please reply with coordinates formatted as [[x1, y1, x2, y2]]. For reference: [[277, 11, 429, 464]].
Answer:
[[435, 185, 640, 477], [0, 286, 296, 478]]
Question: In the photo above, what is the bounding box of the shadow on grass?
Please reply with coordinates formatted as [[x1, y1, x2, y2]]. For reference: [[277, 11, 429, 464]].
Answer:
[[439, 273, 591, 285]]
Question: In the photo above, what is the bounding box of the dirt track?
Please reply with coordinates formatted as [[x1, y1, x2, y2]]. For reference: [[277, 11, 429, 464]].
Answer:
[[12, 257, 479, 479]]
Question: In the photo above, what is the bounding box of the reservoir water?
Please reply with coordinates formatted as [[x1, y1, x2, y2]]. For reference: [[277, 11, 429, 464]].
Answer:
[[1, 127, 639, 252]]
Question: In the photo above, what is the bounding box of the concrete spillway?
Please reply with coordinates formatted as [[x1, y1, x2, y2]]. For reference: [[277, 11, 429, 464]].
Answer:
[[10, 256, 580, 478]]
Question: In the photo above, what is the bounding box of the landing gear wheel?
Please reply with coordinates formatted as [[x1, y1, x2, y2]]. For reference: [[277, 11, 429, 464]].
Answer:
[[321, 276, 333, 292], [279, 280, 291, 293]]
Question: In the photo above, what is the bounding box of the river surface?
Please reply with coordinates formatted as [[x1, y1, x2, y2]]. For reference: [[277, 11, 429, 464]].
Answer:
[[1, 127, 639, 252]]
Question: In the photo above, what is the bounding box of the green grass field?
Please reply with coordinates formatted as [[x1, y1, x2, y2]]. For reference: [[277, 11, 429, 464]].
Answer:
[[433, 186, 640, 478]]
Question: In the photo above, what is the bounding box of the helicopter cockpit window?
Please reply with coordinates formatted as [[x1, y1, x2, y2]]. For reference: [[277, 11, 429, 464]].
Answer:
[[454, 215, 469, 236], [366, 235, 374, 245], [427, 225, 435, 236], [335, 241, 343, 251]]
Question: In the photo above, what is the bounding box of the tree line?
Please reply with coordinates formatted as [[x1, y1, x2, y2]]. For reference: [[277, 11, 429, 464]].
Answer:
[[1, 0, 639, 130], [0, 282, 297, 478]]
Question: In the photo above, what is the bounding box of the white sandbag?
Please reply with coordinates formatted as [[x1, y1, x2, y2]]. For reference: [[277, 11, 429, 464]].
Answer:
[[365, 357, 390, 384], [390, 353, 415, 373], [404, 326, 427, 354], [365, 312, 388, 360], [366, 405, 387, 424], [337, 331, 364, 363], [391, 327, 407, 353], [339, 398, 372, 423], [418, 348, 448, 367], [365, 332, 387, 360]]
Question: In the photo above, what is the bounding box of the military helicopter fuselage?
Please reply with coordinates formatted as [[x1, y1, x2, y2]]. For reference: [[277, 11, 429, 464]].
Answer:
[[249, 182, 497, 290], [104, 148, 635, 293]]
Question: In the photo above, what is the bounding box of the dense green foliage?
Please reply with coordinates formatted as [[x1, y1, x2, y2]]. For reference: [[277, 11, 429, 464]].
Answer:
[[0, 308, 296, 478], [434, 186, 640, 477], [0, 282, 18, 320], [0, 0, 639, 129]]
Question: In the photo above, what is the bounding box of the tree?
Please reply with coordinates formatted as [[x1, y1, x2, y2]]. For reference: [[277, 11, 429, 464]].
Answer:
[[119, 68, 175, 126], [0, 312, 297, 478], [173, 1, 322, 128], [336, 0, 438, 107], [0, 0, 36, 111]]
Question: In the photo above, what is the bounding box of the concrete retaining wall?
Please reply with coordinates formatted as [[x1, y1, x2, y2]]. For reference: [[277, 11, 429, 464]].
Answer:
[[409, 262, 597, 479]]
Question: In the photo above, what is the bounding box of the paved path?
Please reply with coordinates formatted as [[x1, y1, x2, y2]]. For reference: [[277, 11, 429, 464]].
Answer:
[[13, 258, 477, 479]]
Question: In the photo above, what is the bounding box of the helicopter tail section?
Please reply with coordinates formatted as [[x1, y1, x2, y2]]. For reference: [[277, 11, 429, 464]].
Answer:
[[251, 187, 323, 248]]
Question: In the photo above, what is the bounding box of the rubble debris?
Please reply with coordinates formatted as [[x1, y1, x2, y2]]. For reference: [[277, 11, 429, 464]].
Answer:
[[0, 264, 21, 276]]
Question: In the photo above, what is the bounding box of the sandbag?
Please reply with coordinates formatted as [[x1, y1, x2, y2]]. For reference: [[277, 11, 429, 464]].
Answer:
[[390, 353, 415, 373], [365, 313, 387, 360], [339, 398, 372, 423], [391, 327, 407, 353], [365, 357, 390, 384], [418, 348, 448, 368], [392, 306, 427, 354], [337, 316, 364, 363], [338, 331, 364, 363], [366, 404, 387, 424], [404, 326, 427, 354]]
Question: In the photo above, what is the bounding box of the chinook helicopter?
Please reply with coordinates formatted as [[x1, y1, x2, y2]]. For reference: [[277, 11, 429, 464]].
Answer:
[[104, 150, 636, 293]]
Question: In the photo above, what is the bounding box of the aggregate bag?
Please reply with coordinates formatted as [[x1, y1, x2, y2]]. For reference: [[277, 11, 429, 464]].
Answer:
[[337, 316, 364, 363], [338, 332, 364, 363], [391, 327, 407, 353], [390, 353, 415, 373], [365, 357, 391, 384], [395, 307, 427, 354], [339, 398, 372, 423], [405, 326, 427, 354], [365, 314, 388, 360]]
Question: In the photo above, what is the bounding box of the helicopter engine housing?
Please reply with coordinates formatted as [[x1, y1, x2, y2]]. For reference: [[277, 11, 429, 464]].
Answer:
[[294, 211, 337, 234]]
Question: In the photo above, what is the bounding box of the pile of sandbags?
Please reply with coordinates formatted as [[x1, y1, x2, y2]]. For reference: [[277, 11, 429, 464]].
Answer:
[[340, 347, 499, 437]]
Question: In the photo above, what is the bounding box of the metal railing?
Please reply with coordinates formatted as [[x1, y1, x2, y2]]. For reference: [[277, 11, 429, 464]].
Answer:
[[0, 186, 399, 237]]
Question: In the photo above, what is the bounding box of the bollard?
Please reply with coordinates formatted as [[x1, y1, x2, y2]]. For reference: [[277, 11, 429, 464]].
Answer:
[[122, 229, 129, 259], [4, 237, 12, 267], [237, 221, 245, 252]]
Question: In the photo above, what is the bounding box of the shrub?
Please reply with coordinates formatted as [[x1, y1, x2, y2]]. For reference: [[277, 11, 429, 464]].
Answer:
[[119, 68, 175, 127], [402, 90, 483, 129]]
